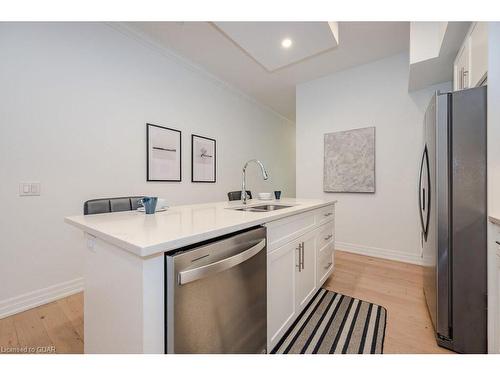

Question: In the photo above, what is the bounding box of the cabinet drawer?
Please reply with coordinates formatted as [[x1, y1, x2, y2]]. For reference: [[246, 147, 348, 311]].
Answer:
[[315, 204, 335, 226], [266, 211, 316, 252], [317, 245, 334, 286], [317, 221, 334, 251]]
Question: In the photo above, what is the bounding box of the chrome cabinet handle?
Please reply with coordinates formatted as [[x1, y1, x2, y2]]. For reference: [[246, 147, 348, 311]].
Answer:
[[296, 242, 306, 271], [300, 242, 305, 270], [461, 69, 469, 89], [301, 242, 305, 270], [324, 262, 333, 270], [324, 212, 333, 217], [296, 243, 302, 272], [324, 234, 333, 241], [296, 242, 304, 272], [496, 241, 500, 245], [178, 238, 265, 285]]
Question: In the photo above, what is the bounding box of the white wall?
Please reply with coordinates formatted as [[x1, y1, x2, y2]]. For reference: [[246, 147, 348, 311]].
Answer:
[[0, 22, 295, 316], [487, 22, 500, 353], [296, 53, 450, 264]]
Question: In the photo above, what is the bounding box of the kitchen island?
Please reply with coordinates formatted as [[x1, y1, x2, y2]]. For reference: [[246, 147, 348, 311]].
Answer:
[[65, 198, 336, 353]]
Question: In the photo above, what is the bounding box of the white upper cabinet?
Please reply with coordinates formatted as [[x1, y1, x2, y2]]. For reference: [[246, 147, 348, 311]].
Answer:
[[454, 39, 470, 90], [470, 22, 488, 87], [454, 22, 488, 90], [408, 22, 471, 91]]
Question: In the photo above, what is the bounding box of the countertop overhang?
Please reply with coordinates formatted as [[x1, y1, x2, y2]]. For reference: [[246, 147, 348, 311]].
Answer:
[[65, 198, 336, 258]]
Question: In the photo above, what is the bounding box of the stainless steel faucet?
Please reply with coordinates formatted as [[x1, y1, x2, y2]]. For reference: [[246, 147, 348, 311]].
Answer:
[[241, 159, 269, 204]]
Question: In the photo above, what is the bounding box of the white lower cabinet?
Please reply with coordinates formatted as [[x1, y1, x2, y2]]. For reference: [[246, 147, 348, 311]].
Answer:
[[317, 244, 334, 286], [295, 230, 318, 311], [266, 203, 336, 351], [267, 230, 317, 349], [267, 240, 297, 348], [316, 221, 335, 286]]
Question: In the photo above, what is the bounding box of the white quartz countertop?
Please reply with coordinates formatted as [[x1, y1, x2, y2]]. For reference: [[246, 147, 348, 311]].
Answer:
[[65, 198, 336, 257], [490, 215, 500, 226]]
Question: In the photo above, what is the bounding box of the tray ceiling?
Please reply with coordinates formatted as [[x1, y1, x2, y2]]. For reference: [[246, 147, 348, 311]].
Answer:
[[125, 22, 409, 121], [214, 22, 339, 71]]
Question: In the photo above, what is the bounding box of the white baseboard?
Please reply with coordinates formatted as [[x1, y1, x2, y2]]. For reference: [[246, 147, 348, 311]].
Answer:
[[336, 241, 424, 266], [0, 278, 84, 319]]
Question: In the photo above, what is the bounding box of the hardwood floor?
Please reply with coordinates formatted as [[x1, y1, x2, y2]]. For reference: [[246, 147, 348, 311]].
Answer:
[[0, 251, 451, 354], [325, 250, 452, 354], [0, 293, 83, 354]]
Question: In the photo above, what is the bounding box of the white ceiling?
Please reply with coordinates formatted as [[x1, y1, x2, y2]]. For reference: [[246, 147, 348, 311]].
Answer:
[[125, 22, 410, 121], [213, 22, 339, 71]]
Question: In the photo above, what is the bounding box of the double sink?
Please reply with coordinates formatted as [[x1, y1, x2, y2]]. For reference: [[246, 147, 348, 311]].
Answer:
[[230, 204, 293, 213]]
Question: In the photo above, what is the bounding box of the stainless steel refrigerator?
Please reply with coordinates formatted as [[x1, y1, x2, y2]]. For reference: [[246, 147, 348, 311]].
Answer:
[[419, 86, 487, 353]]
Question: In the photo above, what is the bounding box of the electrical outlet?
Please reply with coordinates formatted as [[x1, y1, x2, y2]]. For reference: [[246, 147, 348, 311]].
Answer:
[[19, 182, 41, 196], [86, 235, 96, 252]]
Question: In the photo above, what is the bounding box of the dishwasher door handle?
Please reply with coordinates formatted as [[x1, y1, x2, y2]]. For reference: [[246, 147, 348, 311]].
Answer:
[[178, 238, 266, 285]]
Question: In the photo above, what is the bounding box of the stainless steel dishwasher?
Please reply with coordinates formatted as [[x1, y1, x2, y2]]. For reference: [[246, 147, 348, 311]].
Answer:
[[165, 226, 267, 354]]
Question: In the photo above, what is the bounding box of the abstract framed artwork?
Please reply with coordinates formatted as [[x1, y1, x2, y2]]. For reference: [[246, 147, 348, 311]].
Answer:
[[323, 126, 375, 193], [191, 134, 216, 183], [146, 123, 182, 182]]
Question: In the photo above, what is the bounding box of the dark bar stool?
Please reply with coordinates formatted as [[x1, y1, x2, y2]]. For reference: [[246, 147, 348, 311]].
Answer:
[[227, 191, 252, 201], [83, 196, 145, 215]]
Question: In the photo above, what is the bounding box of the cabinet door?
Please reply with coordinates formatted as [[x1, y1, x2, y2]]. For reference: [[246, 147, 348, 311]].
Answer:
[[470, 22, 488, 87], [317, 244, 334, 286], [454, 40, 470, 90], [267, 241, 298, 349], [295, 230, 317, 311]]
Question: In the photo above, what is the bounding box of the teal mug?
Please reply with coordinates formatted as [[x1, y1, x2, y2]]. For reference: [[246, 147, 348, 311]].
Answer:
[[140, 197, 158, 214]]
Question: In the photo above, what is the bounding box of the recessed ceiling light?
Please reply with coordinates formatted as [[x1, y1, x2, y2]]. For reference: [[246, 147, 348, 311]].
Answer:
[[281, 38, 293, 49]]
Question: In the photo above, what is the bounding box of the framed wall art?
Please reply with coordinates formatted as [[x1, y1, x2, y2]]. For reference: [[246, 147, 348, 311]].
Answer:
[[324, 126, 375, 193], [146, 123, 182, 182], [191, 134, 216, 183]]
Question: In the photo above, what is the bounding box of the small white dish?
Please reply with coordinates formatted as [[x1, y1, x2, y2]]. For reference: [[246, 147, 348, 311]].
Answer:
[[137, 206, 168, 212], [258, 192, 273, 200], [157, 198, 168, 208]]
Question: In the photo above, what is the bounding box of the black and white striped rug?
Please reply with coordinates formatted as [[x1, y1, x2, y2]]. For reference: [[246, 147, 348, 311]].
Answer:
[[271, 288, 387, 354]]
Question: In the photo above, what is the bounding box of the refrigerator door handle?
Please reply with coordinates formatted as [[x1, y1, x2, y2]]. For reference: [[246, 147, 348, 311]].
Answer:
[[418, 146, 431, 241], [418, 147, 426, 237], [423, 188, 426, 211]]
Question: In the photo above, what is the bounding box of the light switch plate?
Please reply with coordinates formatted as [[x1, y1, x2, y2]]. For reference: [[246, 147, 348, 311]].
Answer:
[[19, 182, 41, 196]]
